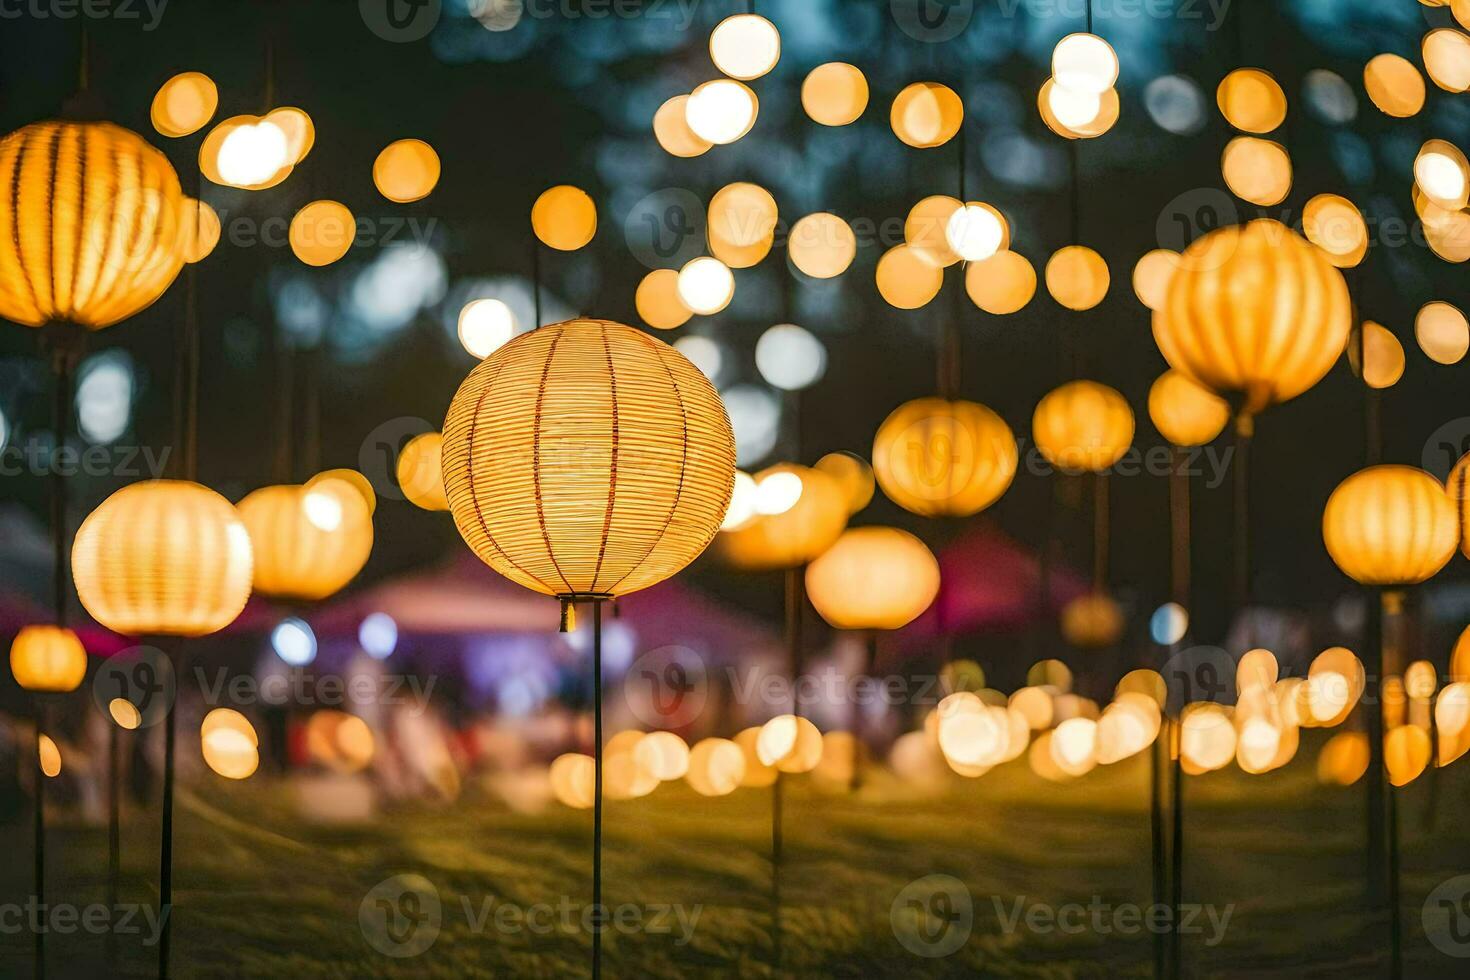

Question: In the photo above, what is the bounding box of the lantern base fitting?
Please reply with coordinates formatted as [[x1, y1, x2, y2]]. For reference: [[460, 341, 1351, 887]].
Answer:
[[557, 594, 612, 633], [39, 321, 87, 373]]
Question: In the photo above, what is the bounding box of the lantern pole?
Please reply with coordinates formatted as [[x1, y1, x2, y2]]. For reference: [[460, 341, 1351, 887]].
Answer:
[[157, 636, 182, 980], [592, 598, 604, 979], [850, 630, 879, 792], [1163, 442, 1191, 980]]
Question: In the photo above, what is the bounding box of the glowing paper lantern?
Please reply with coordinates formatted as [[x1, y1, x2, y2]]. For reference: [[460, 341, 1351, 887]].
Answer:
[[802, 63, 868, 126], [756, 714, 822, 773], [1216, 68, 1286, 133], [459, 298, 517, 358], [891, 82, 963, 148], [1148, 370, 1229, 447], [289, 200, 355, 267], [686, 79, 758, 145], [815, 452, 875, 515], [1052, 34, 1119, 94], [1180, 704, 1236, 773], [307, 469, 376, 516], [1317, 731, 1370, 785], [876, 245, 943, 309], [1414, 139, 1470, 211], [0, 121, 188, 329], [1051, 717, 1099, 776], [685, 738, 746, 796], [1423, 28, 1470, 93], [151, 71, 218, 138], [653, 96, 711, 158], [72, 481, 253, 637], [236, 482, 373, 601], [1032, 380, 1134, 473], [872, 397, 1017, 517], [717, 463, 848, 570], [1060, 593, 1125, 648], [372, 139, 440, 204], [1154, 219, 1351, 415], [9, 626, 86, 693], [181, 198, 221, 264], [1222, 136, 1292, 206], [966, 251, 1036, 314], [532, 185, 596, 252], [1302, 194, 1367, 268], [709, 14, 780, 80], [635, 269, 692, 330], [442, 319, 735, 598], [397, 432, 449, 512], [633, 731, 690, 781], [788, 213, 856, 279], [677, 256, 735, 315], [734, 727, 778, 787], [1416, 301, 1469, 364], [1350, 321, 1405, 390], [1131, 249, 1178, 311], [708, 182, 778, 250], [1363, 54, 1426, 117], [1045, 246, 1109, 311], [806, 527, 940, 631], [1386, 725, 1432, 786], [1322, 465, 1457, 585]]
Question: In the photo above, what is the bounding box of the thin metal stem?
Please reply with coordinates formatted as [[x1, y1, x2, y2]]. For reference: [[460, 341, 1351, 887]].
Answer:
[[592, 601, 604, 979]]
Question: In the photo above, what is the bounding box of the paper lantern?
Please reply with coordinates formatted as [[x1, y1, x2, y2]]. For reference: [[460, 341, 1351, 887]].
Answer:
[[532, 185, 596, 251], [788, 213, 856, 279], [443, 319, 735, 598], [1131, 249, 1179, 311], [9, 625, 86, 693], [1317, 731, 1370, 785], [203, 724, 260, 780], [1061, 593, 1125, 648], [1386, 725, 1432, 786], [716, 463, 848, 570], [891, 82, 963, 148], [1216, 68, 1286, 133], [876, 244, 943, 309], [1322, 465, 1457, 585], [733, 727, 778, 787], [1221, 136, 1292, 206], [652, 96, 711, 158], [1349, 321, 1405, 390], [1416, 301, 1468, 364], [1052, 33, 1119, 94], [872, 397, 1018, 517], [685, 738, 746, 796], [1363, 54, 1426, 117], [806, 527, 940, 631], [1045, 246, 1109, 311], [373, 139, 440, 204], [1148, 369, 1229, 447], [802, 63, 868, 126], [756, 714, 823, 773], [677, 256, 735, 315], [289, 200, 355, 267], [966, 250, 1036, 314], [237, 481, 374, 601], [72, 480, 253, 637], [0, 121, 188, 329], [635, 269, 692, 330], [151, 72, 219, 138], [1154, 219, 1351, 415], [686, 79, 758, 145], [396, 432, 449, 511], [814, 452, 874, 515], [1302, 194, 1367, 268], [181, 198, 221, 264], [1032, 380, 1134, 473], [709, 13, 780, 80]]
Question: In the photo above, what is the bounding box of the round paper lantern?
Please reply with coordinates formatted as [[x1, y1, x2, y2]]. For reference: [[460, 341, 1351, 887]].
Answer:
[[1317, 731, 1369, 785], [876, 244, 943, 309], [307, 469, 377, 516], [1364, 54, 1426, 117], [686, 79, 758, 145], [685, 737, 746, 796], [442, 319, 735, 599], [1154, 219, 1351, 415], [1302, 193, 1367, 268], [1032, 381, 1134, 473], [181, 198, 221, 264], [1131, 249, 1179, 311], [1416, 301, 1468, 364], [653, 95, 711, 158], [532, 185, 596, 251], [0, 121, 188, 329], [709, 13, 780, 80], [872, 398, 1018, 517], [1061, 593, 1125, 648], [1148, 369, 1229, 447], [289, 200, 356, 267], [891, 82, 963, 148], [802, 63, 868, 126], [373, 139, 440, 203], [1322, 465, 1457, 585], [152, 72, 219, 138], [635, 269, 691, 330], [788, 213, 856, 279], [1386, 725, 1432, 786], [814, 452, 874, 515], [1045, 246, 1109, 311], [397, 431, 449, 511], [716, 463, 847, 571], [966, 250, 1036, 314], [9, 626, 86, 693], [72, 481, 254, 637], [1221, 136, 1292, 206], [806, 527, 940, 631], [677, 256, 735, 315], [1350, 321, 1405, 390], [1216, 68, 1286, 133], [1052, 33, 1119, 94], [237, 482, 374, 601]]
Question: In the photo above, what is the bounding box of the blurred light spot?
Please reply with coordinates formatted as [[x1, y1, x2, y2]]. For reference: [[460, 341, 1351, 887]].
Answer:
[[302, 488, 344, 532], [75, 352, 133, 444], [673, 335, 724, 384], [1150, 603, 1189, 645], [470, 0, 523, 32], [754, 470, 803, 516], [458, 298, 516, 359], [272, 617, 317, 667], [722, 384, 780, 467], [1145, 75, 1206, 135], [1304, 69, 1357, 124], [721, 470, 758, 530], [359, 612, 398, 659], [755, 324, 826, 391], [348, 244, 447, 333], [0, 404, 8, 452]]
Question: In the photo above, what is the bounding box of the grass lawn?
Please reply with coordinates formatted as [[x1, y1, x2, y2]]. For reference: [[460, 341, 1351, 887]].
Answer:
[[2, 739, 1466, 978]]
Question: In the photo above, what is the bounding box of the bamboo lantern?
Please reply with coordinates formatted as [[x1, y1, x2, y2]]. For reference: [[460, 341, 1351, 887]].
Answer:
[[237, 481, 374, 602], [72, 481, 254, 637], [1032, 380, 1134, 473], [441, 318, 736, 599], [397, 432, 450, 512], [715, 462, 847, 571], [0, 121, 188, 329], [871, 397, 1018, 517], [1148, 369, 1229, 447], [1153, 219, 1351, 416], [1322, 466, 1457, 585], [9, 625, 87, 693], [806, 527, 941, 631]]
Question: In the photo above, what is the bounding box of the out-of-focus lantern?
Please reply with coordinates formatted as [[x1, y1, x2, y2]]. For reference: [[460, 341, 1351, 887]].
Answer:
[[677, 256, 735, 315], [237, 480, 374, 602], [1322, 466, 1457, 585], [1032, 380, 1134, 473], [397, 432, 449, 512], [871, 398, 1017, 517], [1045, 246, 1109, 311], [531, 185, 596, 251], [802, 63, 868, 127], [814, 452, 875, 516], [806, 527, 940, 631], [685, 738, 746, 796], [1302, 194, 1367, 269], [550, 753, 597, 809], [9, 626, 87, 693], [1148, 370, 1229, 447], [788, 213, 856, 279], [373, 139, 440, 203], [756, 714, 822, 773], [151, 71, 219, 138], [876, 245, 943, 309], [1216, 68, 1286, 133], [1364, 54, 1425, 117], [653, 96, 711, 159], [289, 200, 356, 267], [1221, 136, 1292, 206], [966, 250, 1036, 314], [686, 79, 759, 145], [1052, 33, 1119, 94], [1317, 731, 1370, 785], [1349, 321, 1405, 390], [635, 269, 692, 331], [891, 82, 963, 148], [716, 463, 848, 571], [1415, 301, 1468, 365]]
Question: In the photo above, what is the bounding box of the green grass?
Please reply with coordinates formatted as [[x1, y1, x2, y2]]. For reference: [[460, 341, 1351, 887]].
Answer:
[[3, 741, 1467, 978]]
